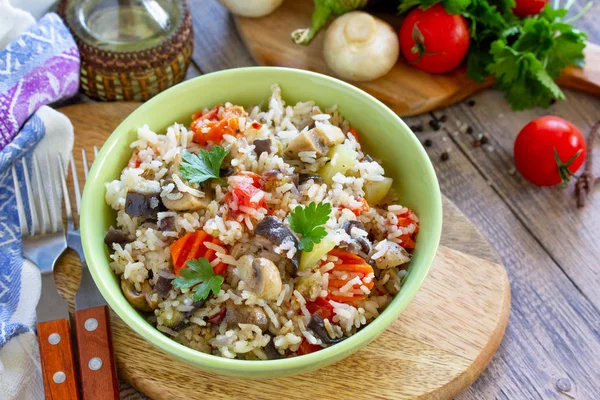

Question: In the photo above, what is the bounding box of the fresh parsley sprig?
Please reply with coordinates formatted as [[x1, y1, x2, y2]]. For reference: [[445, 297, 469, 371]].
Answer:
[[180, 145, 229, 184], [172, 258, 224, 301], [288, 201, 332, 252]]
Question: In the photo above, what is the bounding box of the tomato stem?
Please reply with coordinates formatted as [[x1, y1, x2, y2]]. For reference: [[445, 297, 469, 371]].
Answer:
[[409, 23, 442, 65], [554, 147, 581, 188]]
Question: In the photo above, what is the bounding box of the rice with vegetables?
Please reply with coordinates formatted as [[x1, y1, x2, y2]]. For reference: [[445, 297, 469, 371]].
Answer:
[[104, 84, 419, 359]]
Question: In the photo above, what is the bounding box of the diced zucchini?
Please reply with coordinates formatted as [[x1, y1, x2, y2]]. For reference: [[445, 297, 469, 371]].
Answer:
[[319, 143, 358, 185], [364, 177, 393, 206], [299, 235, 337, 271]]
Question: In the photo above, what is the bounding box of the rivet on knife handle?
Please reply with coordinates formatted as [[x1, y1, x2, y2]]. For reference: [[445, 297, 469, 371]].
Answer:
[[37, 319, 81, 400], [74, 305, 119, 400]]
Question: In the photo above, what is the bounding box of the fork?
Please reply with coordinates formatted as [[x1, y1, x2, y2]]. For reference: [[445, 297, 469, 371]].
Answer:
[[12, 157, 80, 400], [58, 149, 119, 400]]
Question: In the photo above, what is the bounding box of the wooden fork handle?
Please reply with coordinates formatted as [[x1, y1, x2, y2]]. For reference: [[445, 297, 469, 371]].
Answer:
[[74, 306, 119, 400], [37, 319, 81, 400]]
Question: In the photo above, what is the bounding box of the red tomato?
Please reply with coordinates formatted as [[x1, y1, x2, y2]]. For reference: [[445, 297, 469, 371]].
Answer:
[[514, 116, 586, 187], [513, 0, 548, 17], [305, 297, 334, 321], [226, 172, 267, 215], [208, 306, 226, 325], [191, 105, 246, 146], [399, 4, 470, 74], [297, 340, 321, 355]]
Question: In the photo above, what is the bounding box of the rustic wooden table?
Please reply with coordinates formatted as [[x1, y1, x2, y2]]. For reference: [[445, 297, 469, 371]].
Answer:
[[110, 0, 600, 398]]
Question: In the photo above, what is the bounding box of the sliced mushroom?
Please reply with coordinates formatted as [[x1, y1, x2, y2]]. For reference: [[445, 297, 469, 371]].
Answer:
[[284, 125, 345, 158], [158, 216, 176, 231], [298, 173, 324, 185], [121, 279, 158, 312], [125, 191, 165, 218], [161, 189, 212, 211], [104, 226, 130, 248], [285, 129, 328, 158], [373, 240, 411, 269], [223, 302, 269, 331], [313, 124, 345, 146], [237, 256, 282, 300], [340, 220, 371, 255], [307, 314, 345, 344], [342, 220, 365, 235], [255, 216, 299, 276], [253, 138, 271, 156], [156, 298, 206, 328]]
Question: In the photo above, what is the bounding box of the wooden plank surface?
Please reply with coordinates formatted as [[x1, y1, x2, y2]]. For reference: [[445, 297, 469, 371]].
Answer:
[[187, 0, 600, 398]]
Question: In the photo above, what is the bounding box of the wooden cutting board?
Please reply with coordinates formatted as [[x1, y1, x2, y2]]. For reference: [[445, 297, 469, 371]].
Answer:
[[54, 103, 511, 399], [234, 0, 600, 117]]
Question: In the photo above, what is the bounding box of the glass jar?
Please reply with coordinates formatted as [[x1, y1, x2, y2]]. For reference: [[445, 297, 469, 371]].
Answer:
[[59, 0, 193, 101]]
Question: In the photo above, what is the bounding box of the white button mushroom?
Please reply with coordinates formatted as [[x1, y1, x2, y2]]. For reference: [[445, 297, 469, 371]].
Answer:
[[236, 255, 283, 300], [219, 0, 284, 18], [323, 11, 399, 82]]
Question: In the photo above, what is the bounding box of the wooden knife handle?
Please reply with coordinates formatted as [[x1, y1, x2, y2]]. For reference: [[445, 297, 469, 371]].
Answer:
[[74, 305, 119, 400], [37, 319, 81, 400]]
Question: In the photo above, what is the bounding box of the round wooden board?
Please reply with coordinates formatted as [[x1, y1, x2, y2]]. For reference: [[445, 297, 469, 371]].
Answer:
[[233, 0, 600, 117], [54, 103, 510, 399]]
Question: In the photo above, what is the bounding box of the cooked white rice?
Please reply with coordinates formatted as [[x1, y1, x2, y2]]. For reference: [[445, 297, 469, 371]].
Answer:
[[104, 84, 420, 359]]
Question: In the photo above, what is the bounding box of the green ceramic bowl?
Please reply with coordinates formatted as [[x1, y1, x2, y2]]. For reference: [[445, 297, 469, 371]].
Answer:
[[81, 67, 442, 378]]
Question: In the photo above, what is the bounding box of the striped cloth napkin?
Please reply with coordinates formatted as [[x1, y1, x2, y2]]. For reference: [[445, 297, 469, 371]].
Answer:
[[0, 5, 79, 399]]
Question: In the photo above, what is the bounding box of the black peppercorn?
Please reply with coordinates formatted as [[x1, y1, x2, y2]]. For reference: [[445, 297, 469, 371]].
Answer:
[[440, 152, 449, 161], [467, 100, 476, 107], [424, 139, 433, 147], [429, 119, 441, 131]]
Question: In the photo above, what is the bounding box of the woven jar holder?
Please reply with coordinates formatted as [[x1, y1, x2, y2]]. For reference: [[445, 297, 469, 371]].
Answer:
[[58, 1, 193, 101]]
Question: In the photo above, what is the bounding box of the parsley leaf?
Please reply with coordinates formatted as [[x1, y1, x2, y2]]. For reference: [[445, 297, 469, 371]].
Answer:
[[172, 258, 224, 301], [288, 202, 332, 252], [180, 146, 229, 185], [488, 40, 565, 110]]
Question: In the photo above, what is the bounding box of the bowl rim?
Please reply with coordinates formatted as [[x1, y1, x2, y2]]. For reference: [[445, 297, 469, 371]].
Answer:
[[82, 66, 443, 374]]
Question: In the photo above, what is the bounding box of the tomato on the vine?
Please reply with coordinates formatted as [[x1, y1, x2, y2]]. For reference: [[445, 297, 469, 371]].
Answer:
[[513, 0, 548, 17], [399, 4, 470, 74], [514, 116, 586, 187]]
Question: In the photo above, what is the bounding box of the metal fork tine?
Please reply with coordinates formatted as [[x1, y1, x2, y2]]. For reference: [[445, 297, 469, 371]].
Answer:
[[32, 157, 48, 234], [22, 159, 39, 235], [82, 148, 89, 179], [44, 153, 63, 233], [11, 164, 29, 237], [70, 153, 81, 215], [58, 156, 73, 230]]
